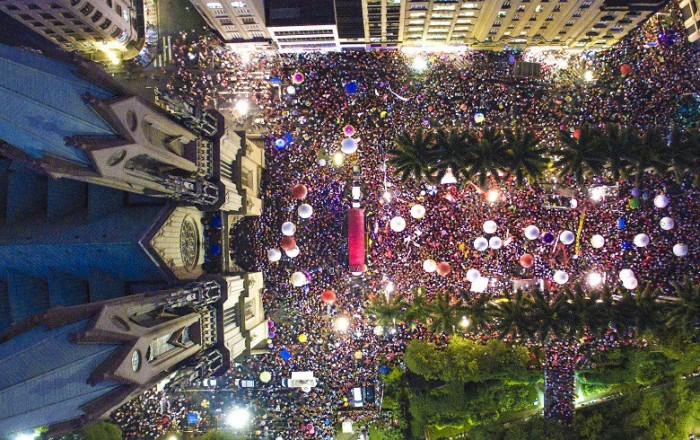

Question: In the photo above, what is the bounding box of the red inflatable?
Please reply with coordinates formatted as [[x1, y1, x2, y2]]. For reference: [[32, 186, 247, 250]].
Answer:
[[519, 254, 534, 268], [321, 290, 337, 305], [291, 184, 308, 200], [437, 262, 451, 276], [280, 236, 296, 251], [620, 64, 632, 75], [573, 129, 581, 140]]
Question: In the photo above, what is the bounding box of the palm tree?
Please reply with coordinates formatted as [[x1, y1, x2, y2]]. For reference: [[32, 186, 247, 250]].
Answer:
[[403, 291, 431, 326], [503, 127, 549, 186], [487, 289, 533, 339], [599, 124, 631, 182], [626, 127, 668, 186], [666, 126, 698, 184], [527, 290, 567, 343], [465, 127, 506, 186], [426, 291, 461, 335], [366, 295, 405, 327], [388, 128, 436, 183], [433, 128, 472, 180], [554, 125, 605, 183], [460, 290, 492, 332], [561, 284, 599, 338], [665, 279, 700, 341]]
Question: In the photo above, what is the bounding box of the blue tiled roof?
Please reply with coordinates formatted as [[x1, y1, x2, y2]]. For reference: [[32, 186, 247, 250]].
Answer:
[[0, 44, 117, 166], [0, 319, 121, 436]]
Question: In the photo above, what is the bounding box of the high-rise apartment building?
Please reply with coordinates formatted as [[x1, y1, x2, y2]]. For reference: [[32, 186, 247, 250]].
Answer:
[[188, 0, 271, 48], [265, 0, 341, 52], [356, 0, 665, 49], [679, 0, 700, 42], [0, 0, 141, 63]]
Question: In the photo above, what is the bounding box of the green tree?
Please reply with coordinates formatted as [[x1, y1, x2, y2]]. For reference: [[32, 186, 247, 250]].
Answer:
[[464, 127, 506, 186], [487, 289, 533, 339], [665, 278, 700, 341], [503, 127, 549, 186], [388, 128, 436, 183], [426, 291, 461, 335], [554, 125, 605, 183], [433, 128, 472, 180], [599, 123, 631, 182], [80, 422, 122, 440], [666, 126, 696, 184], [404, 340, 448, 380], [626, 126, 668, 186], [460, 290, 492, 332], [366, 294, 405, 326]]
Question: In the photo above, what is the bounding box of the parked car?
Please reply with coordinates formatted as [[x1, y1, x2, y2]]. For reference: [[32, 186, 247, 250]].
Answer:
[[235, 378, 255, 388], [351, 387, 364, 408], [364, 385, 376, 404]]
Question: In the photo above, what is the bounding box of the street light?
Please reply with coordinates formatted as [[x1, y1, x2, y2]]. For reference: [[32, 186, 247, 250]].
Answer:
[[334, 316, 350, 333], [14, 434, 37, 440], [332, 151, 345, 166], [486, 189, 500, 203], [587, 272, 603, 287], [459, 316, 470, 329], [234, 99, 250, 116], [584, 70, 595, 82], [226, 407, 251, 429], [440, 168, 457, 185], [411, 55, 428, 72]]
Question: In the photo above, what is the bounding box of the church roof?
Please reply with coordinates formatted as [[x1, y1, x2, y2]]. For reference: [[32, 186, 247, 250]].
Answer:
[[0, 318, 121, 436], [0, 44, 117, 167]]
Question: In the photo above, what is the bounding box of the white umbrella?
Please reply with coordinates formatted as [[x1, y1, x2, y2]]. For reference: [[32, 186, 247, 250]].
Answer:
[[281, 221, 296, 236], [619, 269, 635, 281], [560, 230, 575, 245], [673, 243, 688, 257], [423, 259, 437, 273], [341, 138, 358, 154], [267, 248, 282, 262], [483, 220, 497, 234], [410, 204, 426, 219], [298, 204, 313, 219], [473, 237, 489, 251], [633, 233, 650, 248], [653, 194, 669, 208], [290, 271, 308, 287], [390, 216, 406, 232], [466, 269, 481, 283], [285, 246, 300, 258], [286, 85, 296, 95], [590, 234, 605, 249], [524, 225, 540, 240], [553, 270, 569, 285], [660, 217, 675, 230]]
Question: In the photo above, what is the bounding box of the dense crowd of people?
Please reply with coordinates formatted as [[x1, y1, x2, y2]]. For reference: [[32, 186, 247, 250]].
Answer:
[[111, 7, 700, 439]]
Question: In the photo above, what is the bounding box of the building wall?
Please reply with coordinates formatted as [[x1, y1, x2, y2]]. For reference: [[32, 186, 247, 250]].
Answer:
[[679, 0, 700, 42], [189, 0, 270, 46], [267, 24, 341, 51], [0, 0, 140, 62], [348, 0, 664, 50]]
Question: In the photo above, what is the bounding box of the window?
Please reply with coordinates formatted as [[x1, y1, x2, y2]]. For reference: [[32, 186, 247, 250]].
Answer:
[[70, 0, 80, 5], [553, 5, 561, 12], [32, 21, 45, 27], [489, 28, 498, 34], [546, 14, 554, 21], [44, 29, 55, 34], [19, 13, 33, 20], [4, 5, 20, 11], [50, 3, 61, 8], [243, 299, 256, 319], [512, 14, 520, 21], [517, 5, 525, 11], [106, 0, 112, 6], [28, 4, 40, 10], [62, 12, 75, 18], [40, 13, 54, 19], [231, 1, 246, 6], [498, 10, 506, 17], [492, 20, 502, 27], [90, 11, 102, 22], [115, 4, 121, 15], [566, 20, 574, 26], [219, 18, 233, 25], [110, 26, 122, 37], [207, 2, 223, 8], [100, 18, 111, 29], [80, 2, 94, 16]]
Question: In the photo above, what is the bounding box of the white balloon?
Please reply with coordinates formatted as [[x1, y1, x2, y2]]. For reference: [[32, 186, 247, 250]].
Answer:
[[619, 269, 635, 281], [474, 113, 485, 124], [341, 137, 358, 154], [286, 85, 296, 95], [483, 220, 498, 234], [470, 276, 489, 293], [466, 269, 481, 283], [281, 221, 296, 236], [590, 234, 605, 249], [474, 237, 489, 251], [373, 325, 385, 336], [298, 203, 313, 219], [285, 246, 300, 258], [267, 248, 281, 262], [318, 158, 327, 166], [489, 236, 502, 250], [653, 194, 669, 208], [423, 259, 437, 273], [290, 271, 308, 287], [673, 243, 688, 257], [410, 204, 426, 219], [560, 230, 575, 245], [633, 233, 650, 248], [553, 270, 569, 285], [623, 277, 638, 290], [524, 225, 540, 241], [390, 216, 406, 232], [660, 217, 675, 231]]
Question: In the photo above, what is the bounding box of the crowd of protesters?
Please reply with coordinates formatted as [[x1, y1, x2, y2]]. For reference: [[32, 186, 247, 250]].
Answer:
[[110, 7, 700, 439]]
